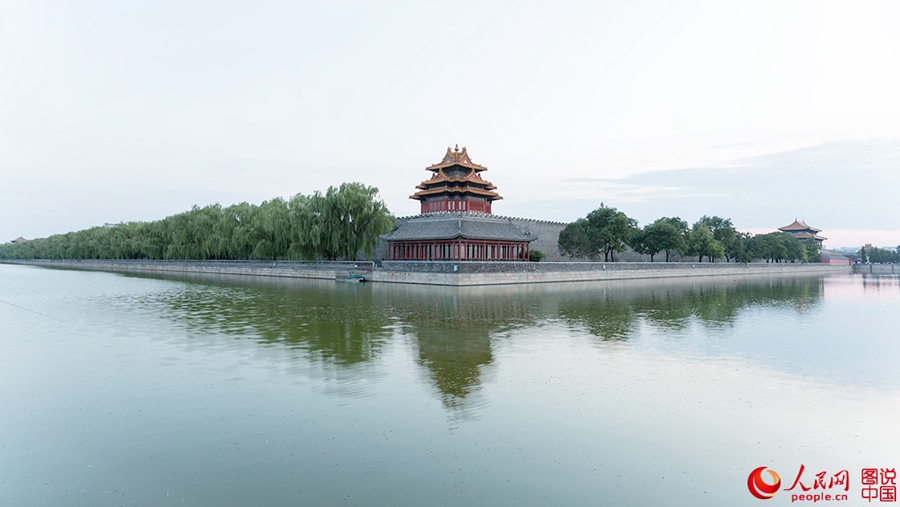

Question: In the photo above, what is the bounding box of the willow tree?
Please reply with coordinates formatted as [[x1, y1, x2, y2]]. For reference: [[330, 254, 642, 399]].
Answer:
[[0, 181, 395, 261], [317, 183, 395, 260]]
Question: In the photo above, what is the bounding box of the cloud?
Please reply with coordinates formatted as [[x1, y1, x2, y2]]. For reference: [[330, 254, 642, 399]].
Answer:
[[556, 140, 900, 234]]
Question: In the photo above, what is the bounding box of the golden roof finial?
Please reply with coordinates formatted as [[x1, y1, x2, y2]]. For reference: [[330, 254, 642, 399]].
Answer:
[[454, 144, 459, 152]]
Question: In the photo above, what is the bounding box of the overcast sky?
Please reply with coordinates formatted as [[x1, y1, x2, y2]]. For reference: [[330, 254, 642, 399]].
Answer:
[[2, 1, 899, 248]]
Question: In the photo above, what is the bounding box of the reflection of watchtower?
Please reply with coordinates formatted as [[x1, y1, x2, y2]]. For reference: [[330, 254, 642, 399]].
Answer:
[[415, 330, 493, 409], [395, 289, 532, 409], [778, 219, 827, 246], [411, 145, 502, 214]]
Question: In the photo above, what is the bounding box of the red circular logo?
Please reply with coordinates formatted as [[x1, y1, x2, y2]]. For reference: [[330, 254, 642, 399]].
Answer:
[[748, 466, 781, 500]]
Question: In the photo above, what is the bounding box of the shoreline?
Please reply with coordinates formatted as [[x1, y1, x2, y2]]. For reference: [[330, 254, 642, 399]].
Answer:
[[2, 259, 850, 286]]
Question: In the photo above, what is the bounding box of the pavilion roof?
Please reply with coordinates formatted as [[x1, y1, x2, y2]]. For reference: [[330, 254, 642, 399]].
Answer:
[[381, 213, 534, 242], [789, 231, 828, 241], [410, 186, 502, 200], [425, 145, 488, 172], [778, 219, 822, 233], [416, 174, 496, 190], [820, 250, 850, 261]]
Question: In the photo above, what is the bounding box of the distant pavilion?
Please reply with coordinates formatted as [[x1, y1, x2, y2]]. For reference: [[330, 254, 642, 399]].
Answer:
[[381, 146, 534, 261], [778, 219, 827, 246]]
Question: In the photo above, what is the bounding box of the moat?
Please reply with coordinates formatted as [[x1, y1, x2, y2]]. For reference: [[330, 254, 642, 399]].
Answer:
[[2, 264, 897, 506]]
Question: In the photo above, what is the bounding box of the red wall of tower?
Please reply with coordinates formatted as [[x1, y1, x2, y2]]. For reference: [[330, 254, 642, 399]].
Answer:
[[421, 199, 491, 214]]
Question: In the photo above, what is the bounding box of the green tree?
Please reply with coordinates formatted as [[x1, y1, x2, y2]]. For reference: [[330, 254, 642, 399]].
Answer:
[[745, 232, 809, 263], [557, 219, 593, 259], [687, 223, 725, 262], [529, 249, 546, 262], [631, 217, 687, 262], [287, 193, 321, 260], [732, 232, 753, 263], [696, 215, 740, 262], [780, 233, 807, 263], [865, 246, 896, 263], [328, 183, 395, 260], [629, 226, 656, 261], [657, 216, 689, 261], [0, 182, 394, 262], [801, 239, 821, 263], [558, 204, 637, 261], [308, 183, 395, 260]]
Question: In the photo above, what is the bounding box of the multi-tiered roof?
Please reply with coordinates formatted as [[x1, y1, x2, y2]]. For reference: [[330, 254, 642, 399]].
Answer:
[[381, 146, 534, 262], [411, 145, 502, 214], [778, 219, 827, 244]]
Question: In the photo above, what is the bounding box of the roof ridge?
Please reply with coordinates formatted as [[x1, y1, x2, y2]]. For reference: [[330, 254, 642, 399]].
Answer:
[[396, 212, 568, 225]]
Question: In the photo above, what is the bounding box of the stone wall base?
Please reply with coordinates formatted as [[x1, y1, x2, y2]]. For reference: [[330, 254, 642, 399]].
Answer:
[[3, 260, 849, 286]]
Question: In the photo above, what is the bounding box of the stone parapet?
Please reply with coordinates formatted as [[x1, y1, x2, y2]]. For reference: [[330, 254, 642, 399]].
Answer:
[[2, 259, 371, 281], [3, 259, 849, 286], [373, 261, 847, 285]]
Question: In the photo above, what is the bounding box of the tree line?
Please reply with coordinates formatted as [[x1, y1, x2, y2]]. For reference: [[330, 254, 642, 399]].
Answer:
[[0, 183, 395, 261], [558, 204, 821, 263], [859, 245, 900, 264]]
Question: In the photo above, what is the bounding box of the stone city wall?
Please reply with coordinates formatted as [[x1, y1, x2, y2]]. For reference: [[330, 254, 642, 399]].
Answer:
[[506, 217, 567, 261], [374, 261, 848, 286], [3, 259, 849, 286], [3, 259, 372, 281]]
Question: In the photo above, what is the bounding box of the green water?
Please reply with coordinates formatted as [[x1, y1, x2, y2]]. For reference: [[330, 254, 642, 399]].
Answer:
[[1, 264, 898, 506]]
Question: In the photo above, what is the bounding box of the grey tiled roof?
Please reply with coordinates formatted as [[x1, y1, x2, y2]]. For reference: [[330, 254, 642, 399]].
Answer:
[[381, 212, 535, 242], [820, 250, 851, 261]]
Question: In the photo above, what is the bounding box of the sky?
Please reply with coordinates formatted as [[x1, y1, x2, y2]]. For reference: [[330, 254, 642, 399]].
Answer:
[[2, 0, 899, 249]]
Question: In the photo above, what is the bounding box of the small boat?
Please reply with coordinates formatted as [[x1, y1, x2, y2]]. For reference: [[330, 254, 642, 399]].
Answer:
[[335, 273, 366, 283]]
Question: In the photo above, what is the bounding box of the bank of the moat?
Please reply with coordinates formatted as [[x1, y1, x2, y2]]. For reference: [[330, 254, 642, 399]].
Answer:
[[2, 259, 849, 286]]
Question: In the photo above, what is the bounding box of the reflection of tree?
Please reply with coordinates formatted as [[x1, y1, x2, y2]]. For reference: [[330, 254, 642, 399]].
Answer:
[[140, 271, 825, 413], [558, 276, 824, 339], [149, 275, 543, 411], [557, 295, 637, 340], [151, 276, 393, 365], [632, 292, 694, 332]]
